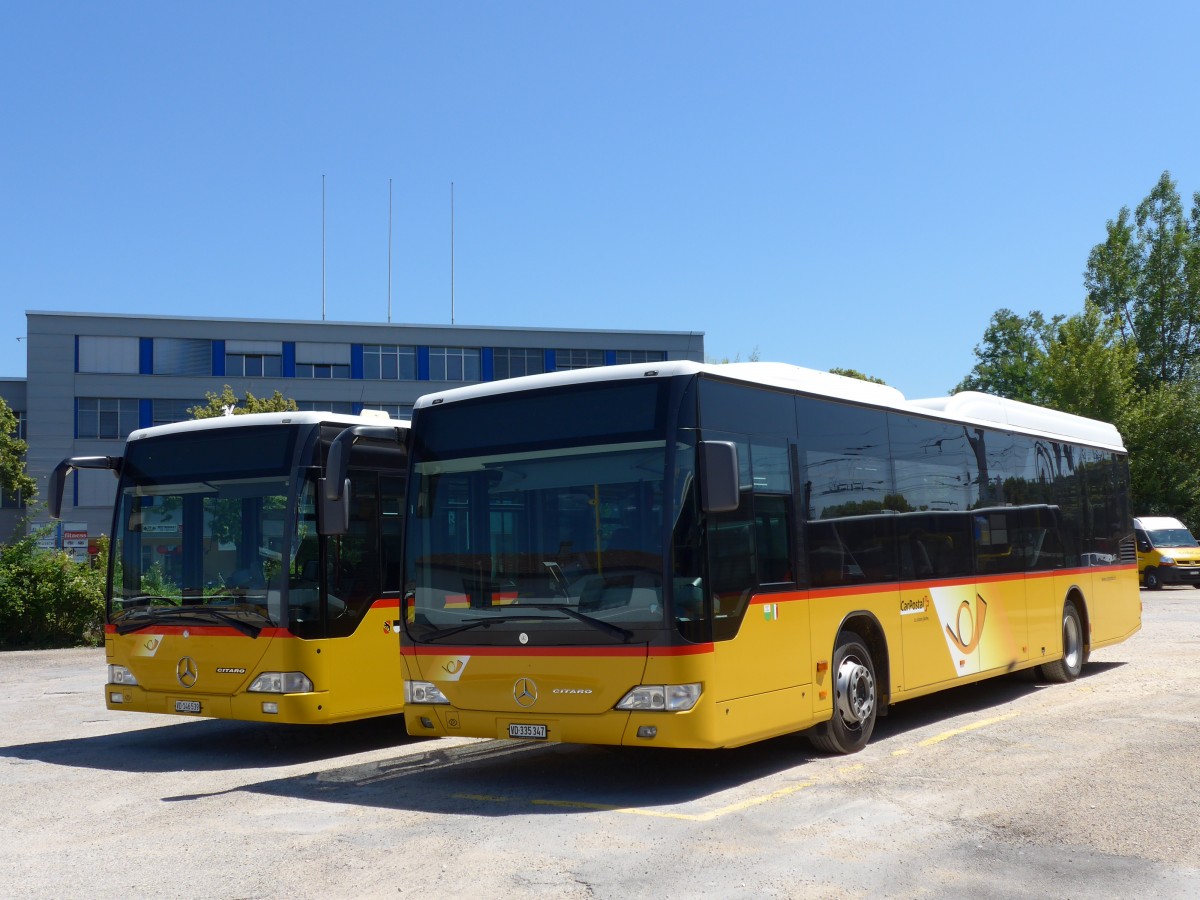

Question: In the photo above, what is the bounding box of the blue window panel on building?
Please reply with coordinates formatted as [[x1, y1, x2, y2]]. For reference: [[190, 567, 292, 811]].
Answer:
[[212, 340, 226, 377], [282, 343, 296, 378], [139, 338, 153, 375]]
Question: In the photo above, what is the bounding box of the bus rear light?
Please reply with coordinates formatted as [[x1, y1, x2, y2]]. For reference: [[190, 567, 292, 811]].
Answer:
[[248, 672, 313, 694], [108, 665, 138, 686], [616, 683, 702, 712]]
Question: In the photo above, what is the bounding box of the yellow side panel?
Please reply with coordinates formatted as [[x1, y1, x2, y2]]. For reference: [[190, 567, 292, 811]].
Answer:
[[320, 600, 406, 721], [1025, 572, 1061, 660], [1088, 566, 1142, 647], [711, 593, 810, 702], [901, 576, 1028, 694]]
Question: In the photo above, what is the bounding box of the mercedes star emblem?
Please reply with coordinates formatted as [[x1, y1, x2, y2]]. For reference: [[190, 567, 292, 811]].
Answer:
[[513, 677, 538, 708], [176, 656, 199, 688]]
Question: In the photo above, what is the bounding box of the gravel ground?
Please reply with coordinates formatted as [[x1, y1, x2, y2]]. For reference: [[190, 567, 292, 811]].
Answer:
[[1, 588, 1197, 899]]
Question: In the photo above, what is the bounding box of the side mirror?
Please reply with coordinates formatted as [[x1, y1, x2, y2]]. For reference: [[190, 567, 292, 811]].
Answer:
[[699, 441, 740, 513], [318, 424, 408, 536], [49, 456, 122, 519]]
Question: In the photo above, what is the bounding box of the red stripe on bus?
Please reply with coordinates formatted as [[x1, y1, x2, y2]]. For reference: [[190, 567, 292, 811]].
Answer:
[[403, 643, 713, 658]]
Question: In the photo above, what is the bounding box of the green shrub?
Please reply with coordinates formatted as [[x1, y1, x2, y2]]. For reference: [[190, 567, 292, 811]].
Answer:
[[0, 534, 107, 648]]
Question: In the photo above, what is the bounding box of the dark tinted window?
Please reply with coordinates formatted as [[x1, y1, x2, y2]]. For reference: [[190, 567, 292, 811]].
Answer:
[[414, 380, 668, 459], [699, 378, 797, 435], [796, 396, 897, 586], [123, 426, 298, 484]]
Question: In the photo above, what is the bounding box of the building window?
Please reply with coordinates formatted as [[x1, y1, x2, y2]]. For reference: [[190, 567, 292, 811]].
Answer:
[[77, 398, 140, 440], [227, 353, 282, 378], [295, 363, 350, 379], [295, 342, 350, 379], [295, 400, 355, 415], [555, 349, 604, 370], [363, 345, 417, 380], [493, 348, 545, 380], [615, 350, 667, 364], [77, 336, 139, 374], [152, 399, 197, 427], [13, 411, 27, 441], [153, 338, 211, 376], [429, 347, 481, 382]]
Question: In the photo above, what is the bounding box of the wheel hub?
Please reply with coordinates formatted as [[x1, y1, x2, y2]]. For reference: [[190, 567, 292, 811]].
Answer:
[[835, 655, 875, 725]]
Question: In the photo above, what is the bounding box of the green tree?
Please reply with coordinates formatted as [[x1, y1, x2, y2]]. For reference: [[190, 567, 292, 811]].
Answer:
[[1040, 301, 1136, 423], [0, 533, 107, 647], [188, 385, 298, 419], [0, 397, 36, 504], [1118, 379, 1200, 527], [829, 368, 886, 384], [1085, 171, 1200, 388], [953, 309, 1061, 403]]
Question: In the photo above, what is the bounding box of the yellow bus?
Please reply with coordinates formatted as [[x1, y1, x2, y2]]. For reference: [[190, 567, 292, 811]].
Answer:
[[51, 410, 409, 724], [399, 362, 1141, 752]]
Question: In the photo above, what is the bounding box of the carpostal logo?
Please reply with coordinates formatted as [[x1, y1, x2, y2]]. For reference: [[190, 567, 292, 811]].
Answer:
[[900, 595, 930, 616]]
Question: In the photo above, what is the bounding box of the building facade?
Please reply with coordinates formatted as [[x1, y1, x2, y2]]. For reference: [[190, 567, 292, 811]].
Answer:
[[0, 311, 704, 544]]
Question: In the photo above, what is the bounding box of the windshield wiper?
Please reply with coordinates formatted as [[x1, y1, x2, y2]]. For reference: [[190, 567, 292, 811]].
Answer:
[[519, 604, 635, 642], [420, 607, 635, 643], [115, 607, 264, 638], [420, 618, 498, 642]]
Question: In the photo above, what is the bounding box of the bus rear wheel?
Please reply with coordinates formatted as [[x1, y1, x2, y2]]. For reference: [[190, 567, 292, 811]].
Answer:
[[809, 632, 877, 755], [1039, 601, 1084, 683]]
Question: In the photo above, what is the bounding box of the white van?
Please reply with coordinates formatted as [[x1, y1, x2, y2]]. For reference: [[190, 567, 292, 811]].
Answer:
[[1133, 516, 1200, 589]]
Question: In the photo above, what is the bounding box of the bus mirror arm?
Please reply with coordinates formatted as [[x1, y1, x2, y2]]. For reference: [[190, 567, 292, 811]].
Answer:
[[699, 441, 740, 513], [318, 424, 405, 536], [49, 456, 122, 520]]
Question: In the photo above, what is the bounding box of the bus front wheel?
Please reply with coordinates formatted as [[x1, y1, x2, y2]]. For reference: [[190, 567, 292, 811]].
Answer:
[[809, 632, 877, 755], [1039, 601, 1084, 683], [1143, 568, 1162, 590]]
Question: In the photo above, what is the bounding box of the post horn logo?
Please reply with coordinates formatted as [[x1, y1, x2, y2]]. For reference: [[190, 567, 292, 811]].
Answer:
[[176, 656, 199, 688]]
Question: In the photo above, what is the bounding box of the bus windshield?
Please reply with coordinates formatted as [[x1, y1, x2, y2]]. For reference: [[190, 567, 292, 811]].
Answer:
[[405, 381, 677, 643], [110, 426, 302, 628]]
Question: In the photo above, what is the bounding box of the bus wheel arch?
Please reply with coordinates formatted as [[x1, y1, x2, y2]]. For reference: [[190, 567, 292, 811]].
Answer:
[[809, 615, 887, 755]]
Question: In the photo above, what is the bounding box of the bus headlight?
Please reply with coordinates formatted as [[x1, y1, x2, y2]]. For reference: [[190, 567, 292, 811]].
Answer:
[[1160, 556, 1176, 566], [108, 665, 138, 686], [616, 683, 702, 712], [248, 672, 314, 694], [405, 680, 450, 704]]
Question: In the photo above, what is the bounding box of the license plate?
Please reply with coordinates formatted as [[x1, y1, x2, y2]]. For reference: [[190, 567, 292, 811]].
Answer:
[[508, 723, 547, 739], [175, 700, 202, 714]]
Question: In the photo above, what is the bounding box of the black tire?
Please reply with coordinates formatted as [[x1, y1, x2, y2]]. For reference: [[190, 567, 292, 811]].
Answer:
[[1039, 601, 1084, 683], [809, 632, 877, 754], [1144, 568, 1162, 590]]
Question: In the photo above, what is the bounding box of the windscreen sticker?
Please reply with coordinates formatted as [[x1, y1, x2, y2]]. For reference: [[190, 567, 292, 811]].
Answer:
[[132, 635, 164, 657], [430, 656, 470, 681]]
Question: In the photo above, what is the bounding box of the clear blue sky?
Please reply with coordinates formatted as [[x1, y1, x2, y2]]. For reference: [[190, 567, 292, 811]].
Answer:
[[3, 2, 1198, 399]]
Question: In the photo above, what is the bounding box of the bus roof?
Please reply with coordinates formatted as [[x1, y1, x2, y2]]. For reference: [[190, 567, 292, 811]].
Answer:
[[125, 409, 410, 443], [413, 360, 1126, 453]]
